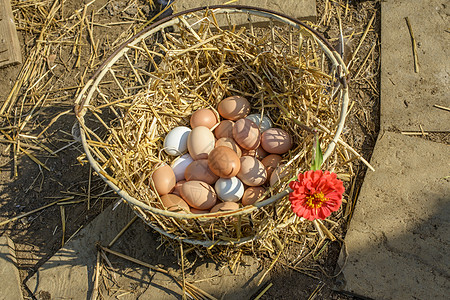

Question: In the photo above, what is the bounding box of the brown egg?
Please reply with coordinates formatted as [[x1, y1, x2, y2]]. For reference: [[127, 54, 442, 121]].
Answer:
[[237, 156, 267, 186], [214, 120, 234, 139], [151, 163, 176, 196], [190, 108, 218, 129], [160, 194, 190, 213], [208, 146, 241, 178], [233, 119, 261, 150], [261, 128, 293, 154], [181, 181, 217, 210], [190, 208, 210, 214], [242, 145, 268, 160], [187, 126, 215, 160], [210, 201, 239, 213], [184, 159, 219, 185], [270, 164, 291, 186], [216, 137, 242, 157], [172, 180, 186, 196], [261, 154, 283, 180], [242, 187, 266, 206], [217, 96, 251, 120]]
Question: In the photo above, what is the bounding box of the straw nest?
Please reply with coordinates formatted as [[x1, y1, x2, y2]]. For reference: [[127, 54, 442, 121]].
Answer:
[[75, 6, 353, 249]]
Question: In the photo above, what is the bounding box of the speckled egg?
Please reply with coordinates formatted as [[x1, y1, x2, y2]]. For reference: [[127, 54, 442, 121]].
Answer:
[[217, 96, 251, 120], [233, 119, 261, 150], [187, 126, 215, 160], [237, 156, 267, 186], [190, 108, 218, 129], [180, 181, 217, 210]]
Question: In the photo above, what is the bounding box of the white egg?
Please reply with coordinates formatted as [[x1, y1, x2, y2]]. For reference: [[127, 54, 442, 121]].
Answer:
[[215, 177, 244, 202], [246, 114, 272, 132], [170, 153, 194, 182], [163, 126, 191, 156]]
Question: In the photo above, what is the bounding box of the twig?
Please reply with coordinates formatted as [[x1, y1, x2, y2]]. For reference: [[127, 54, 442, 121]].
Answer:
[[405, 17, 419, 73], [253, 282, 273, 300], [0, 197, 74, 227], [347, 10, 376, 70], [107, 216, 138, 248], [433, 104, 450, 112]]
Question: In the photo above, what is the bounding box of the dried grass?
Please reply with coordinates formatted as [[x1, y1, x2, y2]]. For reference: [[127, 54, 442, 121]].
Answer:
[[75, 6, 362, 251]]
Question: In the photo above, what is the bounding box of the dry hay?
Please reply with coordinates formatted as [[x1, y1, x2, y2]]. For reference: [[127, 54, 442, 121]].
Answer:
[[75, 6, 363, 252]]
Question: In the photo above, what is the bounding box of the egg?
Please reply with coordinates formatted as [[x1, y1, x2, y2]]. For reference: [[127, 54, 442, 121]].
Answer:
[[261, 154, 283, 180], [160, 194, 190, 213], [269, 164, 291, 186], [233, 119, 261, 150], [242, 145, 268, 160], [151, 163, 176, 196], [184, 159, 219, 185], [180, 181, 217, 210], [210, 201, 239, 213], [190, 108, 218, 129], [172, 180, 185, 196], [208, 146, 241, 178], [163, 126, 192, 156], [246, 114, 272, 132], [214, 120, 234, 139], [215, 177, 244, 202], [242, 187, 266, 206], [187, 126, 215, 160], [171, 153, 194, 181], [217, 96, 251, 120], [261, 128, 293, 154], [190, 208, 210, 214], [237, 156, 267, 186], [216, 137, 242, 157]]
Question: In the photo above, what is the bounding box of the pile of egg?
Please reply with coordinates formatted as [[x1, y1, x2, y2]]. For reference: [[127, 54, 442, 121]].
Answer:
[[151, 96, 292, 214]]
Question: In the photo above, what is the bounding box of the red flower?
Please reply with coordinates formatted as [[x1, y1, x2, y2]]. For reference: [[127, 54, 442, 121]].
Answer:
[[289, 170, 344, 221]]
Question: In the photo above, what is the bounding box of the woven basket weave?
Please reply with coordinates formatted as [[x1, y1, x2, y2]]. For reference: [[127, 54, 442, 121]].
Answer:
[[74, 5, 349, 248]]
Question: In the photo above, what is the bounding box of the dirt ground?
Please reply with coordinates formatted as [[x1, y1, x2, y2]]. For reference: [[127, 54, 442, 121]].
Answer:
[[0, 0, 383, 299]]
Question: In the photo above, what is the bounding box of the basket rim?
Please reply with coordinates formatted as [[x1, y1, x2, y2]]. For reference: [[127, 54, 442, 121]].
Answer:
[[74, 5, 350, 223]]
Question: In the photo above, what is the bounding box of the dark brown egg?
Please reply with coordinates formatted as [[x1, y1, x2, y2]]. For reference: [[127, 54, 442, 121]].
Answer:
[[184, 159, 219, 185], [216, 137, 242, 157], [261, 128, 292, 154], [233, 119, 261, 150], [208, 146, 241, 178], [217, 96, 251, 120], [190, 108, 218, 129], [214, 120, 235, 139]]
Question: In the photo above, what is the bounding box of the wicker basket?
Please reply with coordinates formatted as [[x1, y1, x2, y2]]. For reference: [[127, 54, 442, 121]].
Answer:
[[74, 5, 349, 248]]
